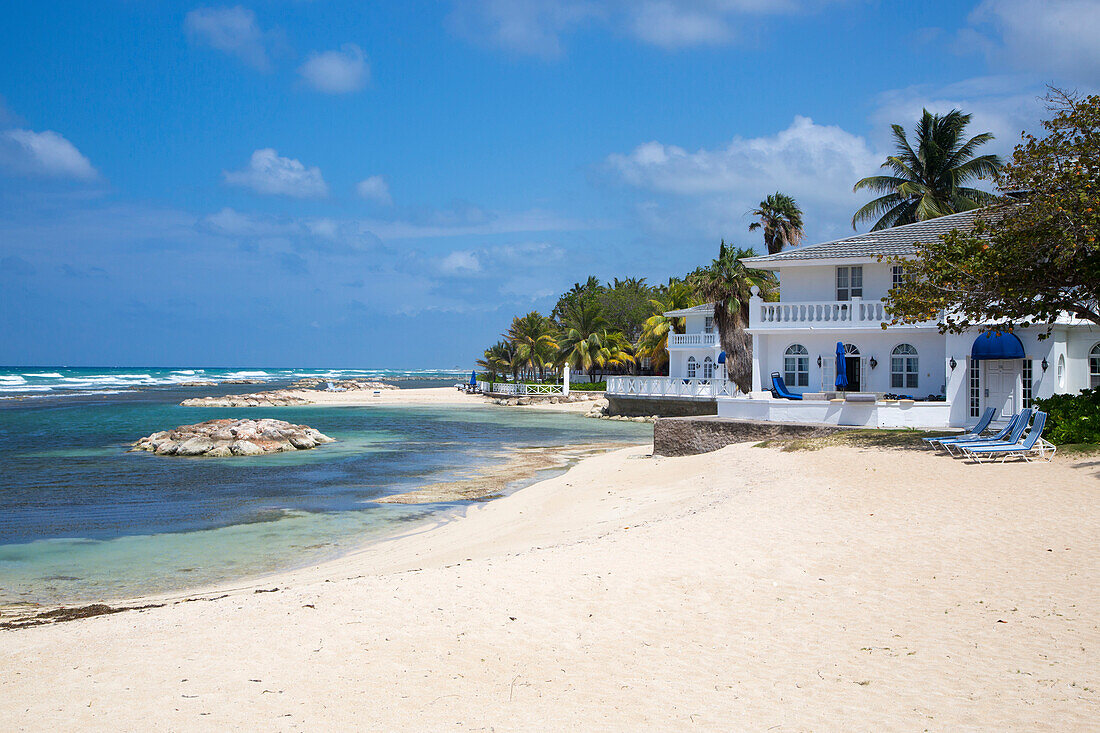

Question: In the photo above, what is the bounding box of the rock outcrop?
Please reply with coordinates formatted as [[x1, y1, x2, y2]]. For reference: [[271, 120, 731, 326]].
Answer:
[[289, 378, 397, 391], [131, 418, 335, 457], [180, 390, 312, 407]]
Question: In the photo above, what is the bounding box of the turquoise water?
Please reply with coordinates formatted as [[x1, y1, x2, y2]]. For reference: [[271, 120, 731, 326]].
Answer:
[[0, 385, 649, 606]]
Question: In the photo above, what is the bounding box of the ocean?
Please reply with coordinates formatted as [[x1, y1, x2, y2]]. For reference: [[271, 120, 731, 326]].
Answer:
[[0, 368, 650, 606]]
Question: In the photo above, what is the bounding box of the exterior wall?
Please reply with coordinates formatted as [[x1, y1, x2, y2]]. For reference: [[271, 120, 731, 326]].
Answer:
[[775, 262, 899, 303], [756, 330, 946, 397], [716, 396, 952, 428], [608, 395, 717, 418], [669, 347, 722, 379], [1066, 325, 1100, 393]]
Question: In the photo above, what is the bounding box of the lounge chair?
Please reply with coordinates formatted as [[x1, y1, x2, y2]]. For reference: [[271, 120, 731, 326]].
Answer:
[[948, 408, 1033, 456], [923, 407, 995, 450], [962, 411, 1056, 463], [770, 372, 803, 401]]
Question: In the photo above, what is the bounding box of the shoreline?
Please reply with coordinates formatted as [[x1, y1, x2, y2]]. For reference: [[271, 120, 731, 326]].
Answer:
[[2, 439, 1096, 728]]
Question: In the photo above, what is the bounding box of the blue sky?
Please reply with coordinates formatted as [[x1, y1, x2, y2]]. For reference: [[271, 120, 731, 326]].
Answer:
[[1, 0, 1096, 368]]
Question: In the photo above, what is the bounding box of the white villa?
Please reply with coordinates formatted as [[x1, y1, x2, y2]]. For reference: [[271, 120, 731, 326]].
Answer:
[[608, 209, 1099, 428]]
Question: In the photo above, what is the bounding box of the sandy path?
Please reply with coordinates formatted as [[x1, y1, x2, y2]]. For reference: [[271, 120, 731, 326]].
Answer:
[[1, 444, 1097, 730]]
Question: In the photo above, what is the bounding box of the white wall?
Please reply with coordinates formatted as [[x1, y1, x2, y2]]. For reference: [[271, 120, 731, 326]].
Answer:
[[757, 330, 946, 396], [669, 347, 722, 379], [775, 262, 898, 302]]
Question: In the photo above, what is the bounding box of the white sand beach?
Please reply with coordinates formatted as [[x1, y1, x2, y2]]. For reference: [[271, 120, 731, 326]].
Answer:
[[294, 385, 600, 412], [2, 440, 1096, 730]]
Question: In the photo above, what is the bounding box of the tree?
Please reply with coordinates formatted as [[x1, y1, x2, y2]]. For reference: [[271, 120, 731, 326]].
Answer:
[[688, 241, 775, 392], [550, 276, 603, 324], [506, 311, 558, 381], [748, 192, 804, 254], [884, 90, 1100, 332], [635, 280, 699, 375], [852, 109, 1002, 231], [556, 301, 634, 383], [595, 277, 656, 340], [476, 341, 514, 382]]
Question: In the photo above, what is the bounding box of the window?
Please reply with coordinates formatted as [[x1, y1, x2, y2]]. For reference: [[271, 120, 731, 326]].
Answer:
[[1057, 355, 1066, 390], [704, 316, 715, 334], [836, 266, 863, 301], [1022, 359, 1033, 409], [890, 344, 919, 389], [969, 359, 981, 417], [1091, 344, 1100, 388], [784, 344, 809, 387], [686, 356, 697, 378], [891, 265, 908, 289], [703, 356, 715, 379]]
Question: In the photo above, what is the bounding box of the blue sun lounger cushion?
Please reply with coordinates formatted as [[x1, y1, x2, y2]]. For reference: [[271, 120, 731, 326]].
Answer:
[[770, 371, 802, 401]]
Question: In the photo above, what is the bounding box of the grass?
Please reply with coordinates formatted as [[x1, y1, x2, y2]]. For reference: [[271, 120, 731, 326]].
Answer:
[[753, 428, 936, 453], [1051, 443, 1100, 455]]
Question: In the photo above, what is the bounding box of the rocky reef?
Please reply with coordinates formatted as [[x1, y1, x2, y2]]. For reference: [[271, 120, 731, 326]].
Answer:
[[180, 390, 312, 407], [288, 378, 397, 391], [131, 418, 335, 457]]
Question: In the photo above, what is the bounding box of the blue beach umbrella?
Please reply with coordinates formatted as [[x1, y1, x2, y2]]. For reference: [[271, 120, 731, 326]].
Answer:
[[470, 370, 477, 386], [834, 341, 848, 389]]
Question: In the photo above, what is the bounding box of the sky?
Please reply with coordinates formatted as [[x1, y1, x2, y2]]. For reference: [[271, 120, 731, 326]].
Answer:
[[1, 0, 1097, 368]]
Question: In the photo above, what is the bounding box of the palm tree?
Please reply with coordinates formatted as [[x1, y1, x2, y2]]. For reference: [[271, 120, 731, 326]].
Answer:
[[476, 341, 514, 383], [506, 311, 558, 382], [556, 301, 634, 383], [748, 192, 804, 254], [852, 108, 1002, 231], [635, 280, 699, 375], [688, 240, 775, 393]]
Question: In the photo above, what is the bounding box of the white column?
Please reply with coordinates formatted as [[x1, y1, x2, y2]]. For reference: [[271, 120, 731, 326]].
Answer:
[[750, 333, 762, 394], [562, 363, 570, 396]]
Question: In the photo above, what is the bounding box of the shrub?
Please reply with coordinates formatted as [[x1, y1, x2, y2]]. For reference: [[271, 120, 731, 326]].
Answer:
[[1034, 388, 1100, 444], [569, 381, 606, 391]]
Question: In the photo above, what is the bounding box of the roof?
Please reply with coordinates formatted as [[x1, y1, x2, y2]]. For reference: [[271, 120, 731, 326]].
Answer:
[[663, 303, 714, 318], [740, 209, 987, 266]]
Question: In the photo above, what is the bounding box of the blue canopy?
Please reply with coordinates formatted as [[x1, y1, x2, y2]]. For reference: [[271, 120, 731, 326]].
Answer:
[[834, 341, 849, 389], [717, 351, 726, 364], [971, 331, 1025, 360], [469, 370, 477, 385]]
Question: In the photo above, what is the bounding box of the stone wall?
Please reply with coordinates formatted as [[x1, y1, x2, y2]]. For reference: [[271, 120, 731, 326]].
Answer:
[[653, 416, 846, 456], [607, 396, 717, 418]]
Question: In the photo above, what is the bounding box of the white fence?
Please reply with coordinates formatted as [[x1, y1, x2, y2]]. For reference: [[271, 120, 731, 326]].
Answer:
[[476, 380, 565, 396], [606, 376, 737, 400]]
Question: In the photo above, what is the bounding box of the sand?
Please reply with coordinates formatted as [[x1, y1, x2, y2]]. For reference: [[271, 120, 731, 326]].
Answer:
[[288, 386, 600, 413], [1, 442, 1097, 730]]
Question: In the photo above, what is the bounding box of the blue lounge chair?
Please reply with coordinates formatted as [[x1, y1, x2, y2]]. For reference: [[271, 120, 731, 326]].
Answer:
[[938, 411, 1025, 455], [770, 371, 802, 401], [923, 407, 996, 450], [962, 411, 1056, 463], [948, 408, 1033, 456]]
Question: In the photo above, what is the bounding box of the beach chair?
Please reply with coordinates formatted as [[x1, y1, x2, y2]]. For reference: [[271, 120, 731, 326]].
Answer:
[[923, 407, 995, 450], [937, 407, 1029, 453], [769, 372, 803, 401], [962, 411, 1056, 463]]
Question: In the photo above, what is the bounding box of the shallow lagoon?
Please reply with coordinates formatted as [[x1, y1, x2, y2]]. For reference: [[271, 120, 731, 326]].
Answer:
[[0, 392, 649, 605]]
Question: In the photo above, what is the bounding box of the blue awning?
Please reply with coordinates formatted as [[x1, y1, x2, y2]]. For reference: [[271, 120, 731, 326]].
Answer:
[[971, 331, 1025, 360], [717, 351, 726, 364]]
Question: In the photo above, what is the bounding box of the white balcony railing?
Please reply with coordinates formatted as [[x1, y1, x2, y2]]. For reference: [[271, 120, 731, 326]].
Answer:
[[606, 376, 737, 400], [476, 381, 564, 396], [750, 296, 889, 328], [669, 332, 720, 347]]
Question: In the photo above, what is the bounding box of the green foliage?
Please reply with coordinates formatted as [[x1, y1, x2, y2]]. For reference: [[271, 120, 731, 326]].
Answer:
[[749, 192, 804, 254], [885, 90, 1100, 331], [568, 381, 606, 391], [853, 108, 1002, 230], [1034, 388, 1100, 444]]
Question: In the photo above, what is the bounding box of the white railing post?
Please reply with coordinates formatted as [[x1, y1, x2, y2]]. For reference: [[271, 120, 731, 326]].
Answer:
[[563, 364, 570, 396]]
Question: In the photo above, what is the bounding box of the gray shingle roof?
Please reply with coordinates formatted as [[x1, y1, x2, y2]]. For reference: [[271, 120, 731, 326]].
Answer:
[[740, 208, 987, 265], [663, 303, 714, 317]]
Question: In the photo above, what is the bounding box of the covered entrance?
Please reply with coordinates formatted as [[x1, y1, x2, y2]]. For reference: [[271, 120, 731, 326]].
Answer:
[[971, 331, 1026, 421]]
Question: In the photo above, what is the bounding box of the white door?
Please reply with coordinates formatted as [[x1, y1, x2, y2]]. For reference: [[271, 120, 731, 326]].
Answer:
[[984, 360, 1018, 420]]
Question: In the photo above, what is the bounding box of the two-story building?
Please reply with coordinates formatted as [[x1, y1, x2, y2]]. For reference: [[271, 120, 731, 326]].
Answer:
[[719, 209, 1098, 428]]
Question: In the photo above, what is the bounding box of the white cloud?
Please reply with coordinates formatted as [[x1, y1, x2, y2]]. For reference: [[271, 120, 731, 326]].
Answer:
[[437, 250, 482, 274], [0, 129, 98, 180], [606, 115, 880, 206], [223, 148, 328, 198], [969, 0, 1100, 86], [356, 175, 392, 205], [184, 6, 274, 71], [448, 0, 833, 56], [299, 44, 370, 93]]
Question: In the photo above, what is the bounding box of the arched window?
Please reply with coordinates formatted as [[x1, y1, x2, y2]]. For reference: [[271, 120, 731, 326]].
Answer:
[[891, 344, 918, 389], [686, 356, 697, 378], [1058, 355, 1066, 390], [843, 343, 860, 355], [1091, 344, 1100, 388], [702, 356, 715, 380], [784, 344, 809, 387]]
